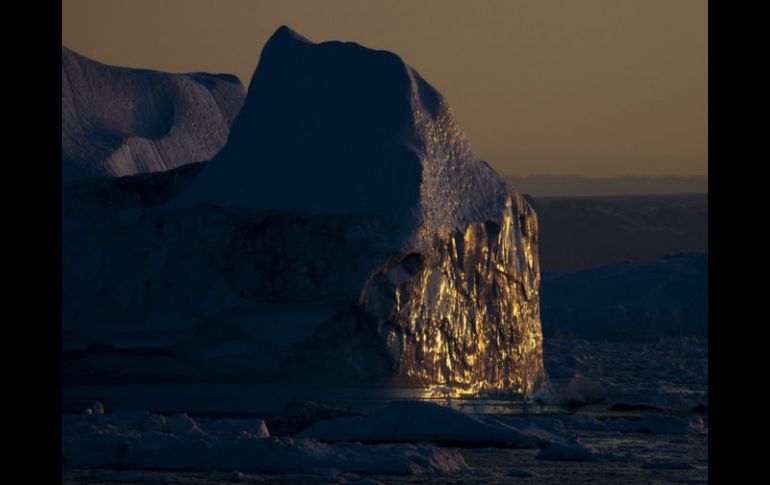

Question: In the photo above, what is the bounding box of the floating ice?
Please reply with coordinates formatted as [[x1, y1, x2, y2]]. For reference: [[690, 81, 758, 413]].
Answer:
[[298, 400, 564, 447], [61, 410, 468, 475], [535, 442, 628, 462], [605, 414, 706, 435], [562, 375, 607, 405], [92, 401, 105, 415]]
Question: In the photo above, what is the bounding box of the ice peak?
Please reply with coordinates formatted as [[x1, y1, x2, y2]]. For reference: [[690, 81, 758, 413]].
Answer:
[[180, 26, 508, 237], [269, 25, 312, 44], [262, 25, 313, 56]]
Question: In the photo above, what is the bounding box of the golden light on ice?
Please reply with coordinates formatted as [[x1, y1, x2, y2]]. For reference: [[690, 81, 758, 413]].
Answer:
[[361, 193, 547, 398]]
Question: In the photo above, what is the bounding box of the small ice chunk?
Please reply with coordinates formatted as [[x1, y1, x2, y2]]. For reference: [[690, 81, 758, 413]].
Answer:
[[564, 376, 606, 405], [228, 470, 245, 481], [257, 419, 270, 438], [92, 401, 105, 415], [194, 417, 269, 438], [688, 414, 705, 433], [170, 413, 206, 435]]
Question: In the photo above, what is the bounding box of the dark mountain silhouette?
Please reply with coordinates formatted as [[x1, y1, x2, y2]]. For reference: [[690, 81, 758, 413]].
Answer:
[[531, 194, 707, 271], [505, 174, 707, 197]]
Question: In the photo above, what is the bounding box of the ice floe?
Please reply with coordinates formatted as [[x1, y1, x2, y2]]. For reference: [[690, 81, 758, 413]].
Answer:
[[535, 442, 629, 462], [604, 414, 705, 434], [62, 409, 468, 475], [297, 400, 565, 447]]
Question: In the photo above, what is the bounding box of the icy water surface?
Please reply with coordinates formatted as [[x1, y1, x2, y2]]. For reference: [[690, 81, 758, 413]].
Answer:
[[62, 338, 707, 484], [62, 430, 708, 485]]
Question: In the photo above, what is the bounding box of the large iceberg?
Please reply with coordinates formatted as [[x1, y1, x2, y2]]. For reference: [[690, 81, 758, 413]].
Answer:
[[63, 26, 548, 399]]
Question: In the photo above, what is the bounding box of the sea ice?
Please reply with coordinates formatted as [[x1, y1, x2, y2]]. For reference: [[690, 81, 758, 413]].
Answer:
[[98, 471, 176, 483], [92, 401, 105, 415], [535, 442, 627, 462], [604, 414, 705, 434], [297, 400, 564, 447], [62, 410, 468, 475], [641, 460, 694, 470]]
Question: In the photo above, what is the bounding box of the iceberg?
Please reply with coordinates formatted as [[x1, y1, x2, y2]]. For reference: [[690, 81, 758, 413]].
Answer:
[[63, 26, 548, 399], [62, 47, 245, 182]]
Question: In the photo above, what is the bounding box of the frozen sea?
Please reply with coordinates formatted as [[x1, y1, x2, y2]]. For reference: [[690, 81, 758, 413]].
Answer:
[[62, 337, 707, 484]]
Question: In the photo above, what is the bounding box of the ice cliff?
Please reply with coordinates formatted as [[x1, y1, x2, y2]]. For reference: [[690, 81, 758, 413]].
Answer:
[[63, 26, 548, 398], [62, 47, 245, 182]]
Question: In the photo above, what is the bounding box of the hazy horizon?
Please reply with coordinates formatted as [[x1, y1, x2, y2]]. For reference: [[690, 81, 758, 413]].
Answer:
[[504, 174, 707, 197], [63, 0, 707, 178]]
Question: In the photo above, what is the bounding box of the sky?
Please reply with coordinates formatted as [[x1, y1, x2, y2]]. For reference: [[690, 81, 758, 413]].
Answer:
[[62, 0, 707, 177]]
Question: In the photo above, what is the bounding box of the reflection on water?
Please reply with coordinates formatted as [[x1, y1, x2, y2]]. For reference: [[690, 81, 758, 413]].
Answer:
[[62, 382, 568, 417]]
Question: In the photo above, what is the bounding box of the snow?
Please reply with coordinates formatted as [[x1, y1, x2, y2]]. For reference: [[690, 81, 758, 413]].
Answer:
[[297, 400, 563, 447], [62, 47, 245, 183], [62, 410, 468, 475]]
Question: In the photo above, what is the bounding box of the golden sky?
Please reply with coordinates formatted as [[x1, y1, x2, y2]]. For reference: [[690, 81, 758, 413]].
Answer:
[[63, 0, 707, 177]]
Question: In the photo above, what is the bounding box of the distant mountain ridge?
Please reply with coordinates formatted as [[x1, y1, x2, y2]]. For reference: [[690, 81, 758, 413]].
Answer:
[[531, 194, 707, 271], [504, 175, 707, 197]]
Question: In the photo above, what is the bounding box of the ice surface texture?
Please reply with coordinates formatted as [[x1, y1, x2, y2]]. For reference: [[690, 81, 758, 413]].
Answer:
[[62, 47, 245, 182], [298, 400, 561, 446], [61, 410, 468, 474], [357, 193, 545, 395], [63, 26, 546, 397], [180, 25, 509, 246]]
